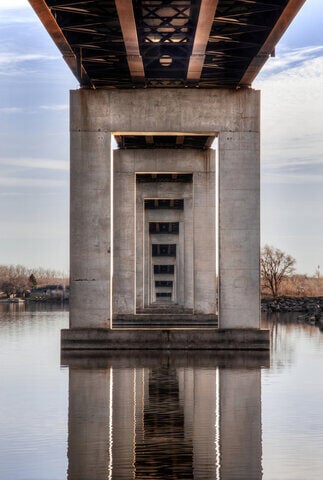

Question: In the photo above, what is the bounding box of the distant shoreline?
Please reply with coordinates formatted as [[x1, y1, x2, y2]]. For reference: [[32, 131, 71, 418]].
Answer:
[[0, 298, 69, 304]]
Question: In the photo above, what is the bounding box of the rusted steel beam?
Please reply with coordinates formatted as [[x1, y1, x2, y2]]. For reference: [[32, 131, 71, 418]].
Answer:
[[187, 0, 219, 82], [115, 0, 145, 83], [239, 0, 307, 87], [28, 0, 92, 86]]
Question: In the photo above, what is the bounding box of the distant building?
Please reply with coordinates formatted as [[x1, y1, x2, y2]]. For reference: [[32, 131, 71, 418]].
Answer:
[[30, 284, 68, 301]]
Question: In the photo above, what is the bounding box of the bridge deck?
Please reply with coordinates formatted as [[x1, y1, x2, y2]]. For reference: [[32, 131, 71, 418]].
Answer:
[[29, 0, 305, 89]]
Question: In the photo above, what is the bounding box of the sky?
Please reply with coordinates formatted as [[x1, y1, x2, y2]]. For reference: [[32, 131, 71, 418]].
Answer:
[[0, 0, 323, 275]]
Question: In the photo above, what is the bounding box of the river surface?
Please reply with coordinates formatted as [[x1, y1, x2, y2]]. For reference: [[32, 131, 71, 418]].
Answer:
[[0, 304, 323, 480]]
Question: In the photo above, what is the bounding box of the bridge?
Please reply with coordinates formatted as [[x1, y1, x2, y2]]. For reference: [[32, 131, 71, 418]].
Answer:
[[29, 0, 305, 350]]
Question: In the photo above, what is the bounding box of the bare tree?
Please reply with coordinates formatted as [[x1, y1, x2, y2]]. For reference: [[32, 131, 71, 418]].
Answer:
[[0, 264, 68, 297], [29, 273, 37, 288], [1, 280, 16, 297], [261, 245, 296, 298]]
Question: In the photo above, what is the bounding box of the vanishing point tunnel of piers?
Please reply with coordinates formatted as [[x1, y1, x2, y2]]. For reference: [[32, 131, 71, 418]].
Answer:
[[28, 0, 306, 350]]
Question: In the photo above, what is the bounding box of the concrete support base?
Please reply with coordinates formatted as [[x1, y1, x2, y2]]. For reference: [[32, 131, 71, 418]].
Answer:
[[61, 328, 269, 350], [61, 349, 270, 368], [113, 313, 217, 328]]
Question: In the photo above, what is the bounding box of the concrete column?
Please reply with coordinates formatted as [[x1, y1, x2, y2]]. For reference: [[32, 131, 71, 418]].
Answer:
[[113, 151, 136, 315], [219, 368, 262, 479], [193, 150, 216, 314], [183, 200, 194, 310], [136, 189, 145, 310], [144, 210, 150, 307], [68, 368, 111, 480], [218, 98, 260, 327], [70, 127, 111, 328]]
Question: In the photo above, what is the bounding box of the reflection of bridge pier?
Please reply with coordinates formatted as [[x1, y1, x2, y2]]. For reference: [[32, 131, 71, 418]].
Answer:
[[219, 369, 262, 479], [68, 368, 111, 480], [66, 353, 267, 480]]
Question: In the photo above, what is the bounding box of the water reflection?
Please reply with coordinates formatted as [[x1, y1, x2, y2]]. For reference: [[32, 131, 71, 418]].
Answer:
[[3, 307, 323, 479], [64, 352, 268, 480]]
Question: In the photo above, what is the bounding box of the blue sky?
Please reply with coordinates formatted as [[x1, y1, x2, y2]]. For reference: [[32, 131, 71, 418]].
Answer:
[[0, 0, 322, 274], [255, 0, 323, 275]]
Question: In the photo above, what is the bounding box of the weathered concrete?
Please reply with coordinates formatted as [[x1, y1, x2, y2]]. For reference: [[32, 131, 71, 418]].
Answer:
[[193, 149, 216, 314], [70, 131, 111, 328], [62, 350, 270, 369], [113, 152, 136, 315], [69, 87, 262, 342], [70, 88, 259, 133], [219, 129, 260, 328], [61, 327, 269, 350]]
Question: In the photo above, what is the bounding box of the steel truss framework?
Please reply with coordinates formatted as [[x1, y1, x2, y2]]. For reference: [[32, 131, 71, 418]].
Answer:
[[30, 0, 305, 89]]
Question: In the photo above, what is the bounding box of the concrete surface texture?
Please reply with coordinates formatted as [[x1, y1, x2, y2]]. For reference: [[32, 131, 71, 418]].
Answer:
[[69, 87, 261, 341], [61, 328, 269, 350]]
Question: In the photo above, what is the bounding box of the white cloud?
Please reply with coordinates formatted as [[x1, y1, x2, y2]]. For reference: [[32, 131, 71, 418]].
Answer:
[[0, 107, 23, 114], [262, 172, 323, 185], [262, 45, 323, 76], [0, 1, 39, 25], [0, 50, 62, 78], [0, 191, 63, 197], [0, 177, 67, 188], [0, 52, 59, 66], [0, 221, 66, 240], [264, 157, 323, 170], [255, 46, 323, 184], [40, 104, 68, 111], [0, 105, 68, 114], [0, 0, 30, 10], [0, 157, 69, 171], [0, 14, 37, 25]]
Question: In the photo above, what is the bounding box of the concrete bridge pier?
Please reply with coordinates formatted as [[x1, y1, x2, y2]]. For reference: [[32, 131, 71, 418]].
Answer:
[[62, 87, 269, 350], [69, 126, 112, 329]]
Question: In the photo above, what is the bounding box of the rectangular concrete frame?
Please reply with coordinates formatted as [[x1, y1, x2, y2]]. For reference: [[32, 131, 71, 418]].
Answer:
[[113, 148, 215, 314], [68, 87, 268, 349]]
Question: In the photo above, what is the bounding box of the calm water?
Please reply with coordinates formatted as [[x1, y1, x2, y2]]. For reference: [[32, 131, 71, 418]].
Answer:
[[1, 305, 323, 480]]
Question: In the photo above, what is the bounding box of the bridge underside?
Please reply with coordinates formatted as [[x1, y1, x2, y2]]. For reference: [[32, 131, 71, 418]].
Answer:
[[28, 0, 306, 349], [29, 0, 305, 89]]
